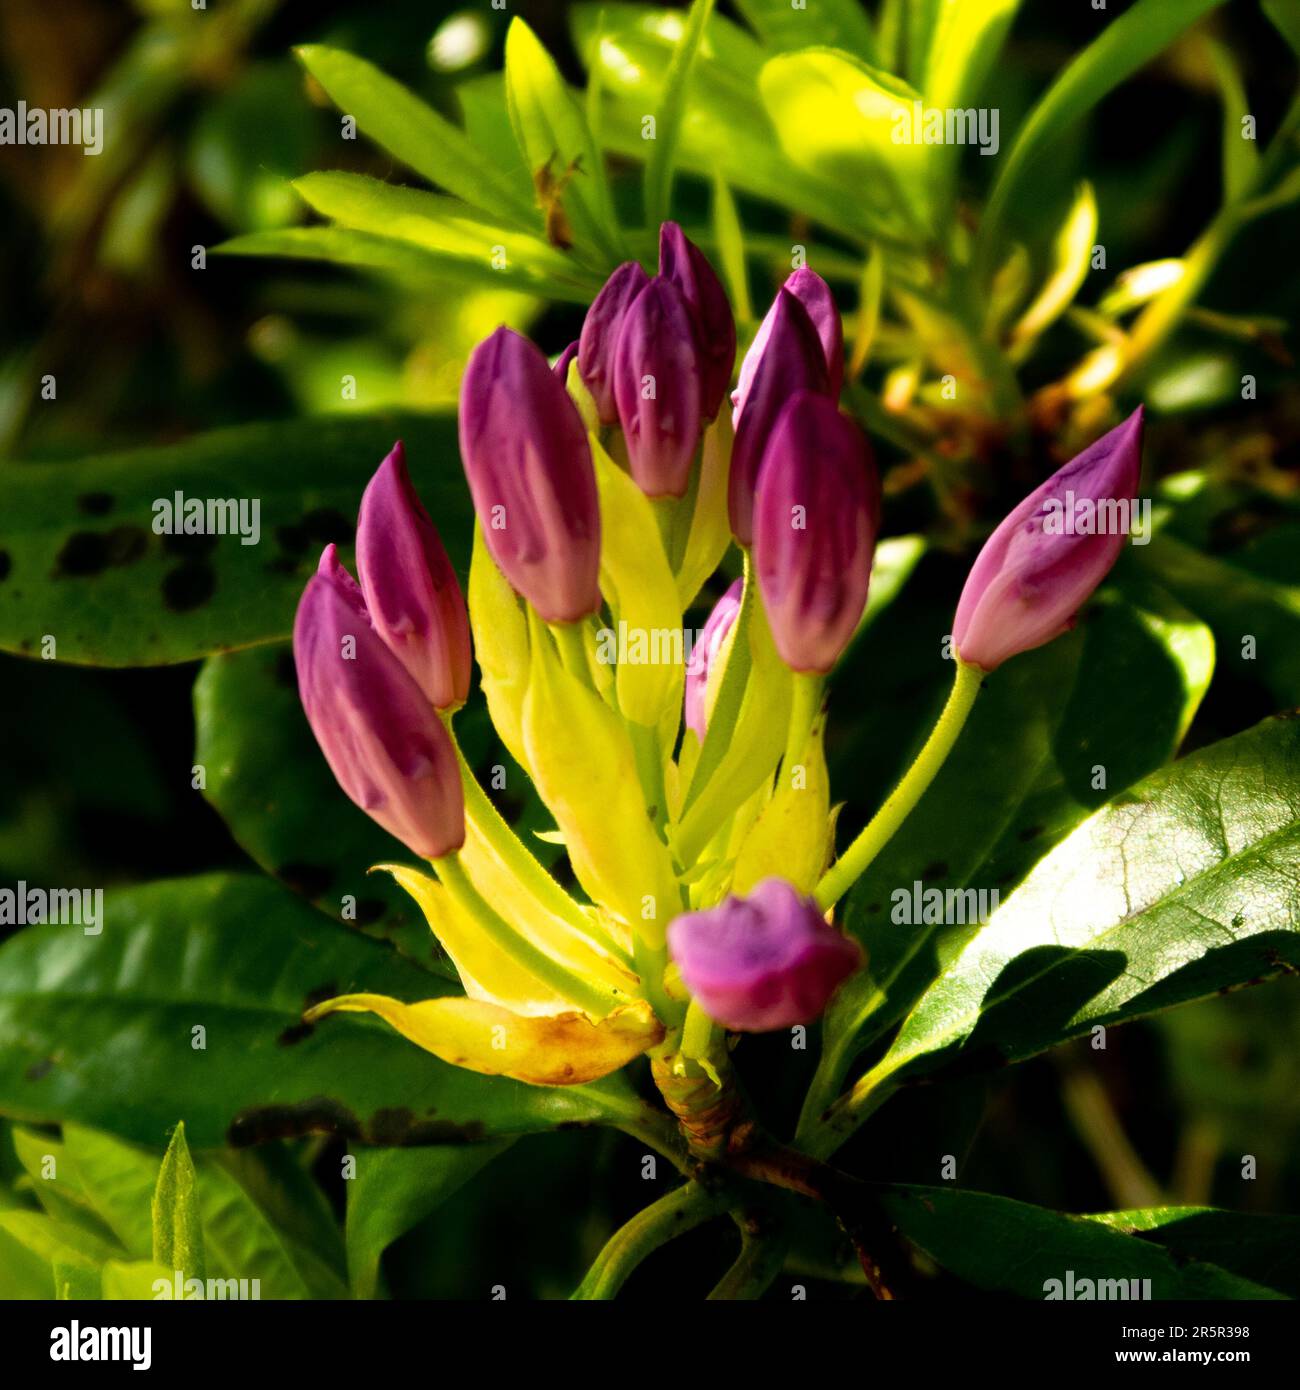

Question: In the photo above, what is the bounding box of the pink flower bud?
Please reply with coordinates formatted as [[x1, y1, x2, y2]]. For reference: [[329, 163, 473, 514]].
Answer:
[[728, 289, 829, 545], [953, 407, 1145, 672], [658, 222, 736, 421], [753, 392, 880, 674], [684, 578, 743, 740], [356, 441, 472, 710], [578, 261, 650, 423], [553, 339, 580, 384], [612, 276, 702, 498], [668, 878, 861, 1032], [294, 548, 465, 859], [732, 268, 843, 427], [459, 326, 602, 624]]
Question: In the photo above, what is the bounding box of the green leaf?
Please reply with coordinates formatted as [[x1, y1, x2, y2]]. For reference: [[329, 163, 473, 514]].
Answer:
[[101, 1260, 171, 1300], [919, 0, 1020, 118], [1137, 532, 1300, 706], [881, 1186, 1286, 1298], [733, 0, 878, 61], [504, 18, 622, 265], [193, 644, 452, 970], [346, 1143, 509, 1298], [818, 580, 1212, 1098], [1262, 0, 1300, 58], [1204, 38, 1259, 204], [758, 49, 934, 236], [979, 0, 1228, 270], [0, 1211, 118, 1299], [0, 412, 472, 667], [574, 6, 875, 245], [216, 224, 598, 303], [865, 713, 1300, 1094], [1085, 1206, 1300, 1299], [0, 875, 640, 1149], [644, 0, 716, 227], [152, 1122, 205, 1284], [293, 45, 537, 231]]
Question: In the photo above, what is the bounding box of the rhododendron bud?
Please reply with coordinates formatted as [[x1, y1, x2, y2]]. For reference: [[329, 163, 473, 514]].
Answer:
[[729, 289, 830, 544], [753, 391, 879, 675], [553, 339, 580, 384], [459, 326, 602, 623], [684, 578, 743, 740], [658, 221, 736, 421], [356, 441, 472, 710], [294, 548, 465, 859], [733, 268, 843, 426], [668, 878, 861, 1031], [612, 276, 702, 499], [578, 261, 650, 424], [953, 406, 1145, 672]]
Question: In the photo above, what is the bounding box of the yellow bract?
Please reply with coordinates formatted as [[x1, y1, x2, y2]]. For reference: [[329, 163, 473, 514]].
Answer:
[[303, 992, 664, 1086], [467, 525, 531, 774], [732, 716, 832, 894], [522, 619, 682, 943]]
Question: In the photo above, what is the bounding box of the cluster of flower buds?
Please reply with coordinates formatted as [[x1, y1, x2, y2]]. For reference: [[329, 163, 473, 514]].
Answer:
[[292, 222, 1147, 1099]]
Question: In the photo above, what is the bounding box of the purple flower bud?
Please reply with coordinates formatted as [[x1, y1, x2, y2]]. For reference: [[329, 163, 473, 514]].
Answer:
[[753, 392, 880, 675], [295, 548, 465, 859], [553, 339, 580, 384], [658, 222, 736, 422], [668, 878, 861, 1032], [728, 290, 830, 545], [459, 326, 602, 624], [578, 261, 650, 424], [684, 578, 743, 740], [953, 407, 1145, 672], [612, 277, 702, 499], [733, 268, 843, 426], [356, 441, 472, 711]]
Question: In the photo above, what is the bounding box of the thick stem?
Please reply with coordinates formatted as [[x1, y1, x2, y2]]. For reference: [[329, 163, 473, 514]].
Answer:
[[783, 671, 823, 776], [815, 659, 983, 910]]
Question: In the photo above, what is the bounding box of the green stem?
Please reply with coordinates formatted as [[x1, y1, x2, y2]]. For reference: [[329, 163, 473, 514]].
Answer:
[[709, 1204, 791, 1300], [815, 660, 983, 911], [550, 619, 592, 687], [783, 672, 823, 776], [444, 720, 617, 953], [629, 719, 669, 833], [570, 1184, 731, 1300], [432, 853, 620, 1019]]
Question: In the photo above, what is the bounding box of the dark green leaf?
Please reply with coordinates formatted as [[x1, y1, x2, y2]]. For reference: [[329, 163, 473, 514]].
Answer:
[[882, 1185, 1285, 1298], [345, 1143, 509, 1298], [0, 412, 471, 667]]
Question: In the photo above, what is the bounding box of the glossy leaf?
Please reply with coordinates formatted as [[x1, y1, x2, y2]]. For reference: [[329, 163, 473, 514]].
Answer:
[[867, 713, 1300, 1092]]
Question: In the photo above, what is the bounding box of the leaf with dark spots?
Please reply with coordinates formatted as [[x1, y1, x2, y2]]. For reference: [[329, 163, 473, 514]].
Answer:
[[0, 412, 471, 665], [279, 863, 334, 899], [0, 875, 633, 1149], [277, 1021, 316, 1047], [162, 563, 217, 612], [77, 492, 115, 516]]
